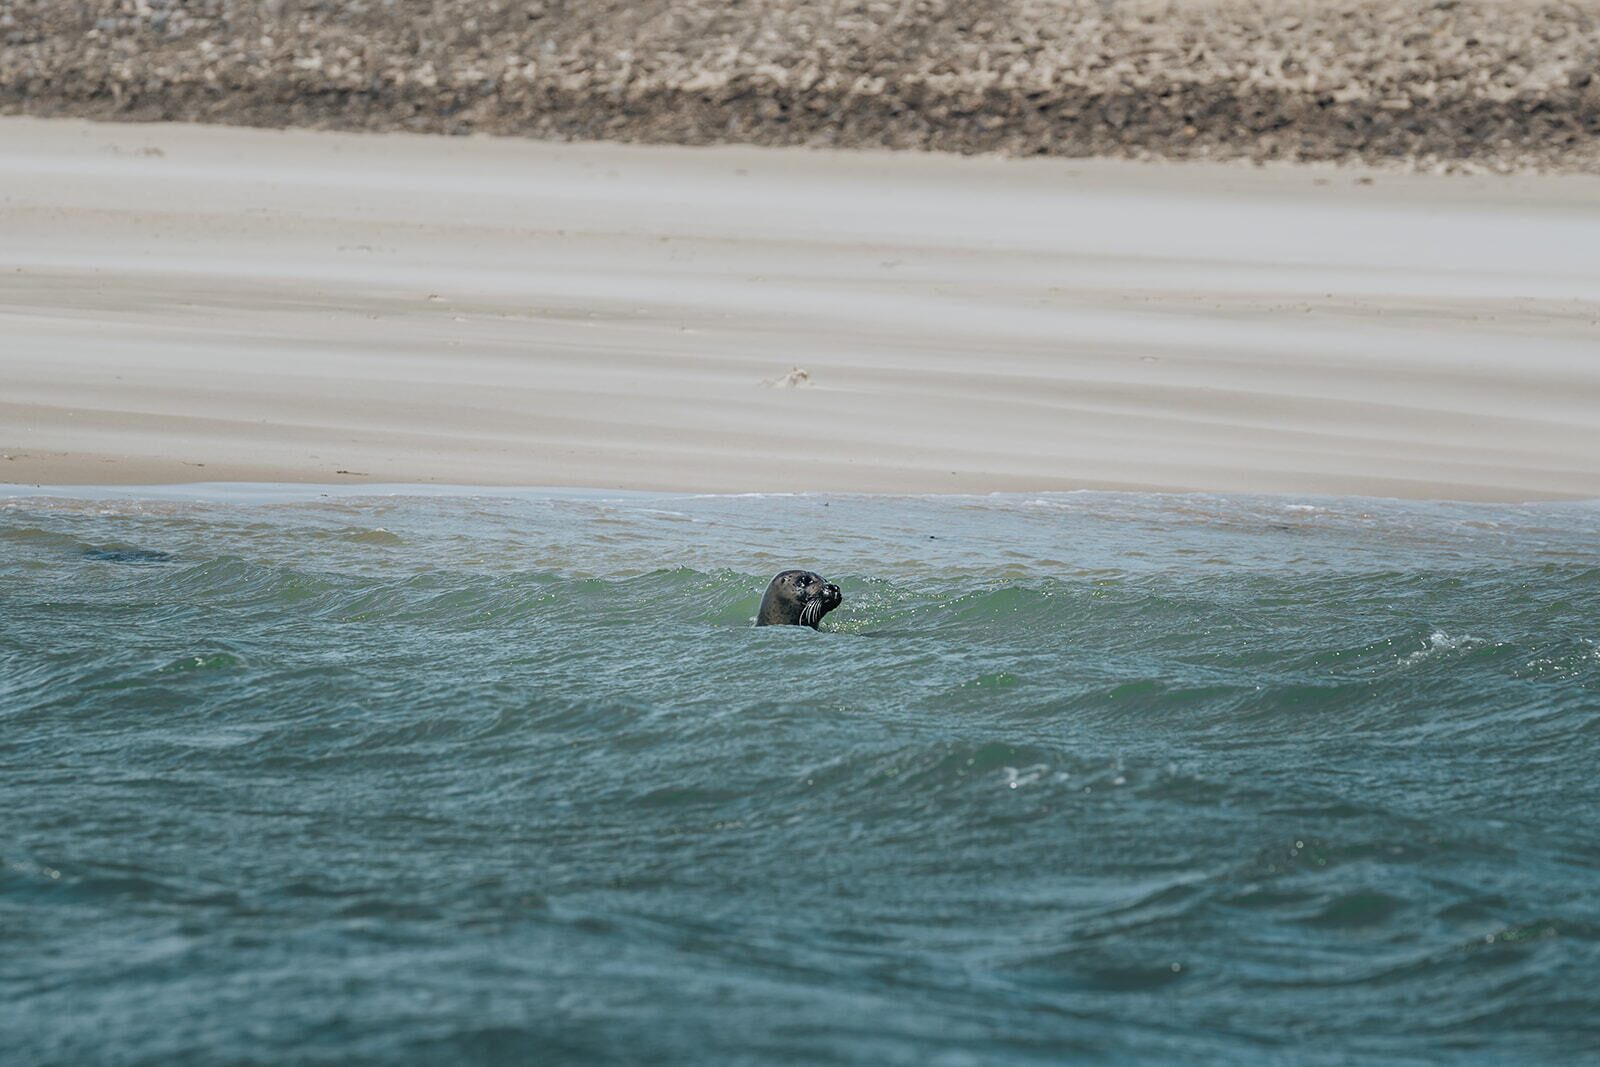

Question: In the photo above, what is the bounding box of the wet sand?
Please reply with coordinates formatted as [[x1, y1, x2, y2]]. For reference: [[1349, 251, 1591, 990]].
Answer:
[[3, 117, 1599, 499]]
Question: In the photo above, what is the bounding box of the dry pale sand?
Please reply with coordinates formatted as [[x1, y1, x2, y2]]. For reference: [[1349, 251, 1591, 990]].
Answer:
[[3, 116, 1599, 499]]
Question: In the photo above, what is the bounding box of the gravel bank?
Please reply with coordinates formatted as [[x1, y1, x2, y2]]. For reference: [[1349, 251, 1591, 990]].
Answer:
[[3, 0, 1598, 170]]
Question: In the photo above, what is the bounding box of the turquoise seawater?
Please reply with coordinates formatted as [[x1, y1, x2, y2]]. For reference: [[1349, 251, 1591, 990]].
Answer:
[[3, 487, 1598, 1065]]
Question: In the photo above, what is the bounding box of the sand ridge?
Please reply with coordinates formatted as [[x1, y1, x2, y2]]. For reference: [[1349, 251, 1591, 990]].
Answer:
[[2, 0, 1599, 172]]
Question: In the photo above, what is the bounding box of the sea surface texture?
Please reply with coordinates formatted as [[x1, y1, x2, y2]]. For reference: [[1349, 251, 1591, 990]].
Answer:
[[3, 488, 1598, 1066]]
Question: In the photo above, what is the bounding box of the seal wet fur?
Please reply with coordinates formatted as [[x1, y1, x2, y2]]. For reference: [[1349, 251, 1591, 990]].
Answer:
[[756, 570, 842, 629]]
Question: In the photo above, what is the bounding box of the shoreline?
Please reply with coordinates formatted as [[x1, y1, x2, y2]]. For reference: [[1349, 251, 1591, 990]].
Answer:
[[4, 117, 1599, 502], [6, 483, 1600, 508]]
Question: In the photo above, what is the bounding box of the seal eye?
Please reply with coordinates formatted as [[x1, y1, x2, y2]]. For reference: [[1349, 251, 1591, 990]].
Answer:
[[796, 576, 811, 586]]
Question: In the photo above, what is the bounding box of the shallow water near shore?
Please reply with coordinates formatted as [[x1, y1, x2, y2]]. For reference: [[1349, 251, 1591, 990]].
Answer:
[[3, 487, 1598, 1065]]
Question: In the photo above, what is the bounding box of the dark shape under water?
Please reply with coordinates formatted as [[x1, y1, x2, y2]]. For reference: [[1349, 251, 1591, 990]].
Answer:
[[81, 546, 175, 564]]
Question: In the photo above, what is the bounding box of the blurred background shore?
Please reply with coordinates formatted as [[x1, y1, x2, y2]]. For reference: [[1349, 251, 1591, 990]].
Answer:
[[3, 0, 1598, 172], [4, 3, 1599, 498]]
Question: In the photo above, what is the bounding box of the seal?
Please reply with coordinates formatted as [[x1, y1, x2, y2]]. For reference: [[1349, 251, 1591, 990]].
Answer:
[[755, 569, 842, 629]]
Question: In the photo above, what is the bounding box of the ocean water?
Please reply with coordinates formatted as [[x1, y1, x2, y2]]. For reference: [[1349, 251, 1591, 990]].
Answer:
[[3, 487, 1598, 1066]]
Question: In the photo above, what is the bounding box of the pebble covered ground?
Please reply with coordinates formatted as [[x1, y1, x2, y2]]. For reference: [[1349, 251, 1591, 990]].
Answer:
[[2, 0, 1598, 170]]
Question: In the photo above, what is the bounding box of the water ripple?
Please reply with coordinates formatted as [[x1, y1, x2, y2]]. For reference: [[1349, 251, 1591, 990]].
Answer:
[[3, 489, 1599, 1065]]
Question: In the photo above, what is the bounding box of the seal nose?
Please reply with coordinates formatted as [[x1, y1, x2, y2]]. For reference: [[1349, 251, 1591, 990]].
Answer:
[[823, 583, 841, 605]]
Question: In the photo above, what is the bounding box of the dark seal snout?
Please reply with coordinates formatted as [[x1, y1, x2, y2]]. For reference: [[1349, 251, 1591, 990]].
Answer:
[[755, 569, 843, 630]]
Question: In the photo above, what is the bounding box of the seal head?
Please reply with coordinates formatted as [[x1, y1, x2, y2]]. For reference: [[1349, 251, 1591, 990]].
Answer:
[[756, 569, 842, 629]]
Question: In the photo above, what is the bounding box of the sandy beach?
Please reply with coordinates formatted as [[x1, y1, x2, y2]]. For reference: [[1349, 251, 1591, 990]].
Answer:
[[3, 116, 1599, 499]]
